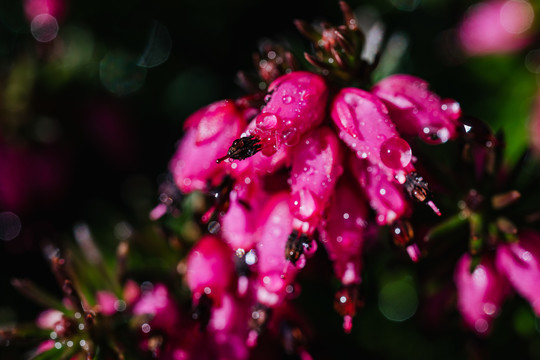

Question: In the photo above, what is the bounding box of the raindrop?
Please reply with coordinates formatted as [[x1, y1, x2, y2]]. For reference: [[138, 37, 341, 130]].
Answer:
[[245, 250, 257, 265], [0, 212, 22, 241], [282, 95, 292, 104], [256, 113, 279, 130], [282, 127, 299, 146], [137, 21, 172, 68], [30, 14, 58, 42], [380, 137, 412, 169]]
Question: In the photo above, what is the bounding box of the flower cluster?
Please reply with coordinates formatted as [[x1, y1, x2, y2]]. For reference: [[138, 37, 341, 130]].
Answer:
[[165, 1, 464, 341]]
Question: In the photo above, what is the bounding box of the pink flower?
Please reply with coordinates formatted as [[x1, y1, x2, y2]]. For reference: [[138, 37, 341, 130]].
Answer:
[[372, 74, 461, 144], [132, 283, 179, 333], [96, 291, 118, 316], [496, 229, 540, 315], [218, 71, 327, 161], [169, 100, 247, 193], [289, 126, 343, 245], [454, 253, 511, 335], [349, 155, 410, 225], [255, 192, 299, 307], [319, 175, 368, 332], [186, 235, 236, 305], [457, 0, 534, 55], [320, 175, 368, 287]]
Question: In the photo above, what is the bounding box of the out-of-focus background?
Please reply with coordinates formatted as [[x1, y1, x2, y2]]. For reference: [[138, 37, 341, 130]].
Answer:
[[1, 0, 540, 358]]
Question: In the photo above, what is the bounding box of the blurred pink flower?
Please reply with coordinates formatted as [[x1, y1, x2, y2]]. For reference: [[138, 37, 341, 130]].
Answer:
[[454, 253, 511, 335], [496, 229, 540, 315], [457, 0, 534, 55]]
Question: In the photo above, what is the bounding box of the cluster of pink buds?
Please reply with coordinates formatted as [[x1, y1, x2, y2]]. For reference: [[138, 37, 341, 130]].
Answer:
[[163, 2, 465, 338]]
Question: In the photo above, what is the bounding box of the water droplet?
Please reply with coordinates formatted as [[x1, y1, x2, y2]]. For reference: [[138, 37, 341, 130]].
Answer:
[[256, 113, 279, 130], [380, 137, 412, 170], [441, 98, 461, 120], [282, 127, 299, 146], [282, 95, 292, 104], [208, 221, 220, 234], [141, 323, 151, 333]]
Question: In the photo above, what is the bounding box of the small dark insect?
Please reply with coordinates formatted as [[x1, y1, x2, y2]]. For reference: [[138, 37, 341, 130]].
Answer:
[[216, 135, 262, 163]]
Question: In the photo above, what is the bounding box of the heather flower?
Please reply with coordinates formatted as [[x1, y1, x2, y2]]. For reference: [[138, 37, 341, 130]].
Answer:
[[496, 229, 540, 315], [217, 71, 327, 162], [372, 74, 461, 144], [349, 155, 410, 226], [454, 253, 511, 335], [319, 174, 368, 332], [186, 235, 236, 311], [132, 283, 180, 334], [457, 0, 535, 55], [169, 100, 247, 193]]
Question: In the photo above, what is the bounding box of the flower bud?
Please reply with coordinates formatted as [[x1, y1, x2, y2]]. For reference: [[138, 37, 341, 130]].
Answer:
[[186, 235, 236, 304], [454, 253, 510, 336], [350, 155, 410, 225], [255, 192, 298, 307], [169, 100, 246, 193], [457, 0, 534, 56], [372, 74, 460, 144], [289, 126, 343, 234], [496, 229, 540, 316]]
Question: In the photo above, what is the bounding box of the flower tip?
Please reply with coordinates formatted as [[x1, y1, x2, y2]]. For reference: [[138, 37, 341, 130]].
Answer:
[[246, 329, 259, 348], [406, 243, 421, 262], [427, 200, 441, 216], [343, 315, 353, 334]]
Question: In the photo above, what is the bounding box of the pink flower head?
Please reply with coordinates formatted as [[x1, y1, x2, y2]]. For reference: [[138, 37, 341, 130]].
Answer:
[[96, 291, 118, 316], [169, 100, 246, 193], [496, 229, 540, 316], [186, 235, 236, 304], [218, 71, 327, 162], [24, 0, 67, 22], [372, 74, 461, 144], [132, 283, 179, 333], [457, 0, 534, 56], [320, 175, 368, 286], [289, 126, 343, 235], [255, 192, 298, 307], [350, 155, 410, 225], [454, 253, 511, 336], [220, 178, 270, 252], [36, 309, 63, 329], [331, 87, 406, 173], [208, 293, 251, 360]]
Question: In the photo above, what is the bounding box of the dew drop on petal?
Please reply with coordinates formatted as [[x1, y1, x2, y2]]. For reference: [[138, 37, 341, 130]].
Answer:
[[282, 95, 292, 104], [282, 127, 300, 146], [256, 113, 279, 130], [380, 137, 412, 169]]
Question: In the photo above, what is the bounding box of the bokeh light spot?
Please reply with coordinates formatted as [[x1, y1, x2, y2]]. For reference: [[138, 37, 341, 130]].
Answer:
[[30, 14, 58, 42], [378, 278, 418, 322], [0, 211, 22, 241]]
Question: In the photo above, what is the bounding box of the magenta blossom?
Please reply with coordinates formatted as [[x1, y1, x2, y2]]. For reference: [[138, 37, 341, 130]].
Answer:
[[132, 283, 180, 334], [217, 71, 327, 161], [496, 229, 540, 315], [454, 253, 511, 335], [457, 0, 535, 55], [372, 74, 461, 144], [169, 100, 247, 193], [186, 235, 236, 306]]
